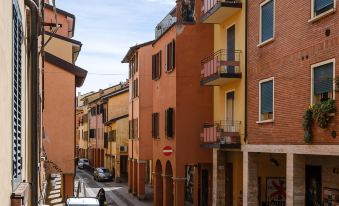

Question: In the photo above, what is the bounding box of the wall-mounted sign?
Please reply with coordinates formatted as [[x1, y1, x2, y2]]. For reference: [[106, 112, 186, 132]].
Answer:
[[162, 146, 173, 156]]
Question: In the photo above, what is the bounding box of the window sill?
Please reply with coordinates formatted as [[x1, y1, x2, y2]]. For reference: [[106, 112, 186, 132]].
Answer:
[[308, 8, 336, 23], [256, 119, 274, 124], [257, 38, 275, 48]]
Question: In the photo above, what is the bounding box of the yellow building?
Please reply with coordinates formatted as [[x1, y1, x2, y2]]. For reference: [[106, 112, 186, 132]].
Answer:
[[103, 83, 129, 182], [199, 0, 246, 205]]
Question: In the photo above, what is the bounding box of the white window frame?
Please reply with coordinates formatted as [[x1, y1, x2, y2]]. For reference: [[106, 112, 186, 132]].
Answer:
[[310, 58, 336, 104], [258, 0, 275, 47], [257, 77, 275, 123], [309, 0, 336, 22]]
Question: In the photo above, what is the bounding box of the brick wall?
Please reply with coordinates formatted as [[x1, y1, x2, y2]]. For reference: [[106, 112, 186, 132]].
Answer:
[[247, 0, 339, 144]]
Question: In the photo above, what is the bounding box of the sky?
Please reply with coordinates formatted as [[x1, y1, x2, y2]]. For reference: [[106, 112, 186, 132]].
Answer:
[[55, 0, 176, 94]]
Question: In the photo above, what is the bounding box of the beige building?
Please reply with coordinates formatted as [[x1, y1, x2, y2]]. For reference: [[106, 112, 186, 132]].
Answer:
[[102, 83, 129, 182], [0, 0, 42, 205]]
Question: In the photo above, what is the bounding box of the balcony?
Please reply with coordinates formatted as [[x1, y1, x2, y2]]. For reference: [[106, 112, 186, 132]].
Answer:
[[200, 120, 241, 149], [201, 0, 242, 23], [201, 49, 241, 86]]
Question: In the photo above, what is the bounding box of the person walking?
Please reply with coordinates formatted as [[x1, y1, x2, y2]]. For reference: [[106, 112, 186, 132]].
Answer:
[[96, 188, 106, 206]]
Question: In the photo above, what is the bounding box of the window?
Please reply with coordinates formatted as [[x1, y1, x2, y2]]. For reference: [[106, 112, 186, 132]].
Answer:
[[166, 40, 175, 72], [129, 54, 138, 78], [132, 78, 139, 98], [312, 0, 335, 18], [129, 119, 138, 139], [312, 59, 335, 104], [104, 133, 108, 148], [152, 113, 160, 139], [259, 78, 274, 122], [89, 129, 96, 138], [259, 0, 274, 44], [12, 0, 23, 185], [109, 130, 116, 142], [152, 51, 162, 80], [91, 107, 96, 116], [165, 108, 174, 138]]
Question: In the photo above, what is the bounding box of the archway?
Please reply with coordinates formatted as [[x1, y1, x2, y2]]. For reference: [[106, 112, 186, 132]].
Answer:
[[154, 160, 163, 206], [165, 161, 174, 206]]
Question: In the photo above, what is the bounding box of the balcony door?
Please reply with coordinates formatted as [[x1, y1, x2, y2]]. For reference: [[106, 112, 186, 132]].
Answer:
[[226, 25, 235, 73], [226, 91, 235, 123]]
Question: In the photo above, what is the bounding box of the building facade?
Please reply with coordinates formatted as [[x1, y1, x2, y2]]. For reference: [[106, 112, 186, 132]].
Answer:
[[42, 2, 87, 199], [245, 0, 339, 205], [122, 41, 154, 199], [199, 0, 246, 205], [102, 83, 129, 182], [151, 1, 214, 205]]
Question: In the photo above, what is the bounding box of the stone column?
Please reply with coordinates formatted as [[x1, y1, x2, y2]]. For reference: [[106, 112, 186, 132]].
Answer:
[[153, 172, 163, 206], [286, 153, 294, 206], [293, 155, 305, 206], [244, 152, 258, 206], [128, 158, 133, 193], [137, 160, 146, 200], [173, 177, 185, 206], [132, 159, 138, 195]]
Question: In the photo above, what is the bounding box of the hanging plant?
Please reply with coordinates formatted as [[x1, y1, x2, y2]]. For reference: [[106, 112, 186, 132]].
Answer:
[[303, 108, 313, 144], [302, 99, 336, 143], [312, 99, 336, 128]]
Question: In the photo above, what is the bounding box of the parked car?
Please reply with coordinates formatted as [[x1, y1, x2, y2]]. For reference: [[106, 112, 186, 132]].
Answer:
[[93, 168, 113, 182], [78, 158, 90, 169], [66, 197, 99, 206]]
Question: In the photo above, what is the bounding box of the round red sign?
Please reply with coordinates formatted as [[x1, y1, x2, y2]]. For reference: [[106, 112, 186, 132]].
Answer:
[[163, 146, 173, 156]]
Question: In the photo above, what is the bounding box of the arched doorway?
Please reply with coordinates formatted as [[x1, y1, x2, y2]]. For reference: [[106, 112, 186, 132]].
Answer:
[[165, 161, 173, 206], [154, 160, 163, 206]]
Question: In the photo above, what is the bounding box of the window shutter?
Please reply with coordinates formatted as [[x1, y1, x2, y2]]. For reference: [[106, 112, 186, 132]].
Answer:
[[152, 55, 156, 80], [261, 81, 273, 113], [12, 1, 23, 182], [261, 0, 274, 42], [152, 114, 155, 138], [315, 0, 333, 13], [314, 63, 333, 95], [165, 44, 168, 71], [165, 108, 174, 137], [159, 51, 162, 78], [172, 40, 175, 70]]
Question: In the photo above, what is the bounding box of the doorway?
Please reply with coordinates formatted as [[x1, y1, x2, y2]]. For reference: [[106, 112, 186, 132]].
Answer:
[[225, 163, 233, 206]]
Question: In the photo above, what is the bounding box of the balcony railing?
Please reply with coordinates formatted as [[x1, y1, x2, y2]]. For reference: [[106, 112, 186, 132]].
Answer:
[[201, 0, 242, 23], [201, 49, 241, 85], [200, 120, 241, 148]]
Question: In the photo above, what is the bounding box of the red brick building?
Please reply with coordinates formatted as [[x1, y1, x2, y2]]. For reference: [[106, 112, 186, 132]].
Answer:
[[245, 0, 339, 205], [151, 1, 214, 205]]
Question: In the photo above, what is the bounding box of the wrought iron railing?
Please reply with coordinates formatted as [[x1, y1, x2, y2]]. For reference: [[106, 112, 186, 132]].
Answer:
[[201, 0, 242, 15], [201, 49, 241, 80], [200, 120, 241, 144]]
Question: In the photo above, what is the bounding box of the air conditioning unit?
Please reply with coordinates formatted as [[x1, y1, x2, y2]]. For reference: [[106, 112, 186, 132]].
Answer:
[[120, 146, 128, 152]]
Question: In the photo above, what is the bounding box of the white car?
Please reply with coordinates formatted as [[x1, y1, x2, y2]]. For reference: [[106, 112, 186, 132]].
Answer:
[[78, 158, 90, 169], [66, 197, 99, 206]]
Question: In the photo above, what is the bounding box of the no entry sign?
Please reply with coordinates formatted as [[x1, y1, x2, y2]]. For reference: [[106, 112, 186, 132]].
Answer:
[[163, 146, 173, 156]]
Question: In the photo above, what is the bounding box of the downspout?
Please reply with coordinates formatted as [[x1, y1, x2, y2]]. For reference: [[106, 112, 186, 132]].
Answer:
[[25, 0, 39, 205], [244, 0, 248, 144]]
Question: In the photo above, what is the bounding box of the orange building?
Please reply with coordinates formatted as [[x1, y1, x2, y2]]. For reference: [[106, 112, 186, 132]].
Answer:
[[122, 41, 154, 199], [151, 1, 214, 205], [43, 2, 87, 199]]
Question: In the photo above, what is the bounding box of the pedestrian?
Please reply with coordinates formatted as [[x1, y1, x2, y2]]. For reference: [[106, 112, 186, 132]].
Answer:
[[96, 188, 106, 206]]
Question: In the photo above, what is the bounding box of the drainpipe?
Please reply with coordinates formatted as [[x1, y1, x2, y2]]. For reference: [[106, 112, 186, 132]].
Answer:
[[25, 0, 39, 205], [244, 0, 248, 143]]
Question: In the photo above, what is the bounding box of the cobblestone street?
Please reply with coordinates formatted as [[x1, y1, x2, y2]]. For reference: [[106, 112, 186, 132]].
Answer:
[[75, 169, 153, 206]]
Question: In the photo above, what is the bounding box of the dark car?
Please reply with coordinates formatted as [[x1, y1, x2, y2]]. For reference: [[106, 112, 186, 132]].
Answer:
[[93, 168, 113, 182]]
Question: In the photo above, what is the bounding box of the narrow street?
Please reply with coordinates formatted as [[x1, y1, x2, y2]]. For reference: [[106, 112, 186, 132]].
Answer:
[[74, 169, 153, 206]]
